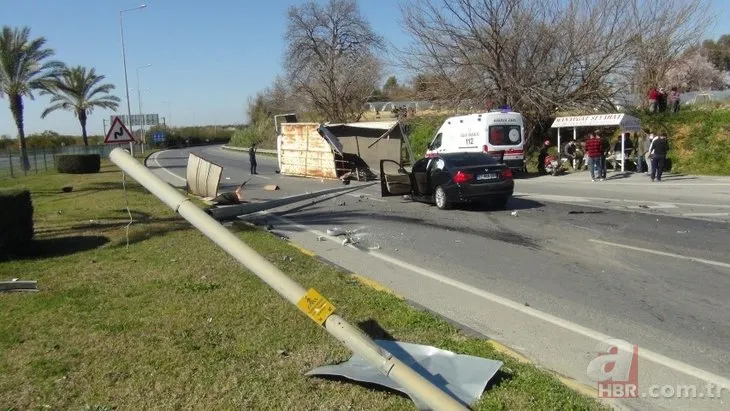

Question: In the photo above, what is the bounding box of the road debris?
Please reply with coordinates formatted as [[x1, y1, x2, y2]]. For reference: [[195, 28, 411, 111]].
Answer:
[[338, 201, 346, 206], [0, 279, 38, 292], [511, 211, 518, 216], [277, 349, 289, 356], [327, 227, 345, 236], [211, 180, 249, 205], [282, 256, 293, 262], [264, 184, 280, 191], [61, 186, 73, 193], [222, 221, 233, 227], [317, 236, 326, 241], [677, 230, 689, 234], [639, 204, 650, 209], [455, 239, 462, 243], [306, 339, 503, 410]]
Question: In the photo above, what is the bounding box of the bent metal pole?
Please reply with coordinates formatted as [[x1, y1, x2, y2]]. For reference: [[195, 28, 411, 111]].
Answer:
[[108, 147, 468, 411]]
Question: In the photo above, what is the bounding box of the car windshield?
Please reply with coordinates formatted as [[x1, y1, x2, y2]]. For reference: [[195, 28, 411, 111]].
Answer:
[[440, 153, 498, 167]]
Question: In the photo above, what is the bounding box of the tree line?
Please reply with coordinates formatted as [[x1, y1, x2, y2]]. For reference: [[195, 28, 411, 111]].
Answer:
[[0, 26, 120, 171], [245, 0, 724, 148]]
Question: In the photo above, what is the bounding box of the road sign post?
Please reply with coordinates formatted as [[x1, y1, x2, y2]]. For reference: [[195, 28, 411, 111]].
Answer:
[[104, 117, 137, 149]]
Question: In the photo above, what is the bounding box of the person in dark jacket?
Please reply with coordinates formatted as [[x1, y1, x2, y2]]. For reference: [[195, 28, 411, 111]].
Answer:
[[598, 131, 609, 179], [649, 135, 670, 182], [249, 143, 258, 174]]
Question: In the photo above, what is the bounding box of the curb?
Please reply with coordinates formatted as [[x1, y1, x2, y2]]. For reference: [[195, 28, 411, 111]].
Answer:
[[222, 145, 277, 155], [277, 240, 603, 403], [230, 219, 605, 405]]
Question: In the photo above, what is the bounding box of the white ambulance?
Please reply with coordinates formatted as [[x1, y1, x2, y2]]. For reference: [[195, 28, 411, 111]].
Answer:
[[425, 110, 526, 172]]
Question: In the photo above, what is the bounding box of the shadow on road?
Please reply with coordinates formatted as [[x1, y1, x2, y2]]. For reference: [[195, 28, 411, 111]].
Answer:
[[259, 207, 542, 250]]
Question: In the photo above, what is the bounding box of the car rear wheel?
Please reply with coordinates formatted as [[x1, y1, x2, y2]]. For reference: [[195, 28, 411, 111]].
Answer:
[[434, 186, 450, 210]]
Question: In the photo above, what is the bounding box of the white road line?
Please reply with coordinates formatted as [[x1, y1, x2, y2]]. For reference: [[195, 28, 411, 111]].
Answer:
[[522, 181, 730, 187], [589, 239, 730, 269], [346, 193, 386, 202], [260, 211, 730, 390], [151, 151, 186, 182], [254, 174, 272, 180], [682, 212, 730, 217], [515, 192, 730, 209]]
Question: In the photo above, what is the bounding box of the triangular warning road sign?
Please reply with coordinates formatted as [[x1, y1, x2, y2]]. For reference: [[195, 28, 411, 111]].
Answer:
[[104, 117, 136, 144]]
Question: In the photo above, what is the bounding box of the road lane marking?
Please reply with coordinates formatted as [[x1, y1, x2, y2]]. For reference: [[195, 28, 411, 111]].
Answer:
[[589, 239, 730, 269], [151, 151, 186, 183], [515, 192, 730, 209], [259, 211, 730, 391], [682, 212, 730, 217]]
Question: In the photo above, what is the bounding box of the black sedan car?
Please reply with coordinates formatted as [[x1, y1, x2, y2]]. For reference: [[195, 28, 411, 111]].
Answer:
[[380, 152, 514, 210]]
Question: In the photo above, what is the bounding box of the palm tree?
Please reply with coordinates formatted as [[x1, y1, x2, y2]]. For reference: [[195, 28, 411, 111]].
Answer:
[[0, 26, 63, 170], [41, 65, 120, 146]]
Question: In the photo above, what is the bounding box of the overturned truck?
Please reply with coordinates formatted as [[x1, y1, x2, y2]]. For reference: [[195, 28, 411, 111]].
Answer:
[[276, 121, 414, 181]]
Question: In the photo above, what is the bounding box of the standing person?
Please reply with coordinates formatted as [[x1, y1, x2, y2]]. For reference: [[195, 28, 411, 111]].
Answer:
[[537, 139, 550, 174], [597, 131, 609, 179], [644, 132, 656, 176], [650, 135, 670, 182], [648, 87, 659, 113], [669, 87, 681, 113], [584, 133, 603, 181], [249, 142, 258, 175], [635, 131, 646, 173]]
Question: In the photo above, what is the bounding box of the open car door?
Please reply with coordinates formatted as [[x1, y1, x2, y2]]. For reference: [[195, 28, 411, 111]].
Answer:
[[380, 159, 412, 197]]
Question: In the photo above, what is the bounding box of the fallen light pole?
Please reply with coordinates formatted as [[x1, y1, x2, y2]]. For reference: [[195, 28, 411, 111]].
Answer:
[[108, 147, 468, 411], [207, 184, 375, 220]]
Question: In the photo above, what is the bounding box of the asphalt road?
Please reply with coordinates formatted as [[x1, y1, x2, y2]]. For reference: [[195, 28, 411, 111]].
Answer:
[[148, 146, 730, 411]]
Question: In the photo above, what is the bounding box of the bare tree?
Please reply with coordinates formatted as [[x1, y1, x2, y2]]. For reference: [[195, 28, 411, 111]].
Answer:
[[284, 0, 385, 122], [628, 0, 712, 98], [397, 0, 712, 142]]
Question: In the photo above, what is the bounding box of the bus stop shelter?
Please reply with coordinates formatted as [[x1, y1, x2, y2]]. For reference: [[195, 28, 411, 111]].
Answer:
[[551, 113, 642, 172]]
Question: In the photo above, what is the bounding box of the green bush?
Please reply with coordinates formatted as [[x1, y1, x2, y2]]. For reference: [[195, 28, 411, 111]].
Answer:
[[0, 188, 34, 253], [56, 154, 101, 174], [229, 121, 276, 149], [404, 115, 447, 159]]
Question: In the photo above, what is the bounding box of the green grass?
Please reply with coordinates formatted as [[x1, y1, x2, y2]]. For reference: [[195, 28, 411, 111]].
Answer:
[[633, 106, 730, 175], [0, 163, 608, 410]]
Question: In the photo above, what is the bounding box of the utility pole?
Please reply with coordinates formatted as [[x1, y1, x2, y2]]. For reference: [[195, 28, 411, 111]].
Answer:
[[119, 4, 147, 156]]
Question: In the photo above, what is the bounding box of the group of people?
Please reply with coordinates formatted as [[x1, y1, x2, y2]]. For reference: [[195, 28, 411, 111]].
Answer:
[[541, 129, 671, 182], [648, 86, 681, 114]]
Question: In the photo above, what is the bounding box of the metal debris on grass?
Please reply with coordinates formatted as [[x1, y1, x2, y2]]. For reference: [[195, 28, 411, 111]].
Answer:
[[0, 279, 38, 292], [306, 339, 503, 410]]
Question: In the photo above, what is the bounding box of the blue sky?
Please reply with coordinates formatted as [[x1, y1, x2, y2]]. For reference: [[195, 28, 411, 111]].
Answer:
[[1, 0, 729, 137]]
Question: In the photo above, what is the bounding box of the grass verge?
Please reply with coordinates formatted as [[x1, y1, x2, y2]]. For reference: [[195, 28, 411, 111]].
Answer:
[[0, 162, 608, 410]]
